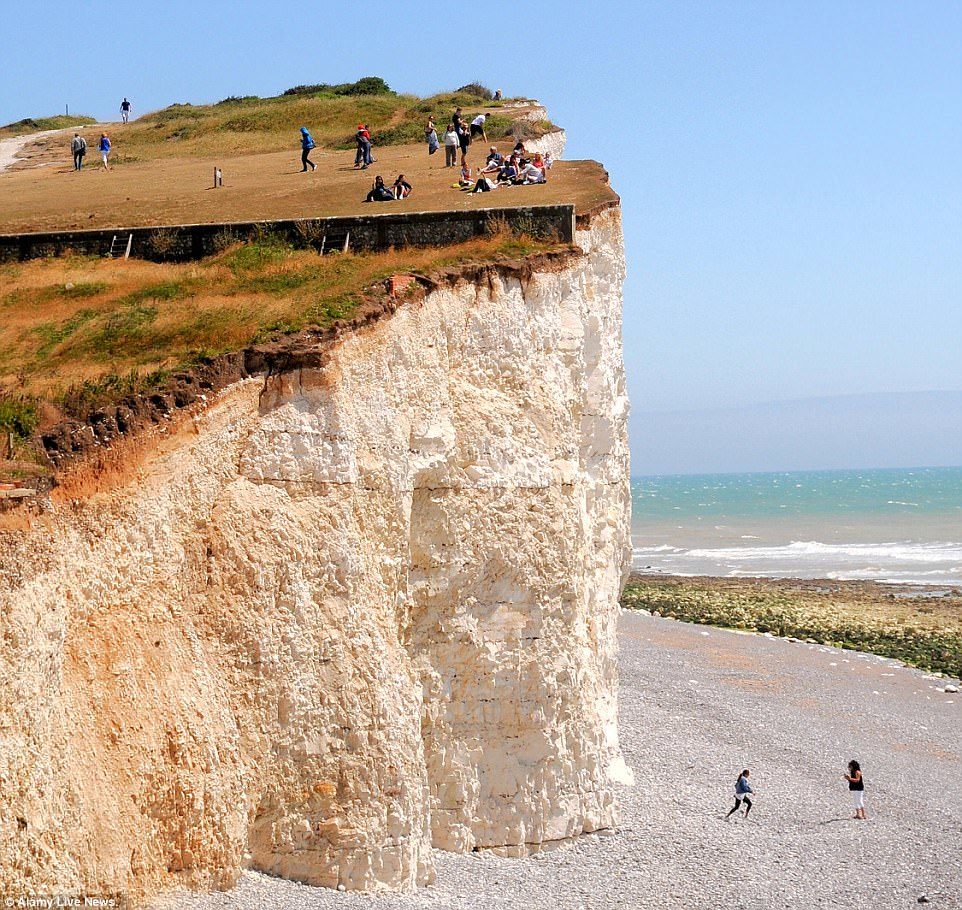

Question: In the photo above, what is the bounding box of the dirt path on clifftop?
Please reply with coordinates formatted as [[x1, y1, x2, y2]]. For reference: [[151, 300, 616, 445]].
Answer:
[[153, 614, 961, 909]]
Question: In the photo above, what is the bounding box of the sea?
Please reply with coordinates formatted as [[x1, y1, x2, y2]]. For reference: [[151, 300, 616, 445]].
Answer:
[[631, 466, 962, 585]]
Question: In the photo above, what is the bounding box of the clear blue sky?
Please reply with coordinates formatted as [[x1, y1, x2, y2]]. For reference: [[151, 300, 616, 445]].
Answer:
[[2, 1, 959, 471]]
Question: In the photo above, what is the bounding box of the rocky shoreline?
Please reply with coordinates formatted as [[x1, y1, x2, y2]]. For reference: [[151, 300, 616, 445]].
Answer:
[[621, 573, 962, 680], [152, 611, 962, 909]]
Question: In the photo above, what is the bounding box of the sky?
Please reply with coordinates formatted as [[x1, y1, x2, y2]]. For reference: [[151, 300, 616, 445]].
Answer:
[[1, 1, 960, 474]]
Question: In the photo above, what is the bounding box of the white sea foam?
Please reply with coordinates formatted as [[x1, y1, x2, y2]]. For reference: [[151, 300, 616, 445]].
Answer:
[[632, 539, 962, 584]]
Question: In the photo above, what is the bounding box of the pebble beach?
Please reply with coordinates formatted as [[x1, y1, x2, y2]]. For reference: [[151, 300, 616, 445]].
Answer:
[[154, 611, 962, 910]]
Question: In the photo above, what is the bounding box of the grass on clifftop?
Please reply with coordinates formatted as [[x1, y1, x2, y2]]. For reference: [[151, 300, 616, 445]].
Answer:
[[621, 576, 962, 678], [109, 82, 544, 161], [0, 231, 564, 449], [0, 115, 97, 137]]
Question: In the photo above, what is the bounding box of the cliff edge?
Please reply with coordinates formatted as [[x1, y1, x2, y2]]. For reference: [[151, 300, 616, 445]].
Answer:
[[0, 204, 630, 898]]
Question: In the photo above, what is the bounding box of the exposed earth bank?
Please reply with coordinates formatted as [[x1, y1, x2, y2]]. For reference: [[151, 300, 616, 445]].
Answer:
[[154, 611, 962, 910]]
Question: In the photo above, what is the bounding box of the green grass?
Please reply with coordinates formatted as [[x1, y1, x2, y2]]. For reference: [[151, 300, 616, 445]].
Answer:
[[0, 396, 38, 439], [621, 577, 962, 679], [116, 86, 544, 160]]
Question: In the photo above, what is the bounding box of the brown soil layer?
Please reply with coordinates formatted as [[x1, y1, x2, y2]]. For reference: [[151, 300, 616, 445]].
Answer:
[[4, 248, 582, 506]]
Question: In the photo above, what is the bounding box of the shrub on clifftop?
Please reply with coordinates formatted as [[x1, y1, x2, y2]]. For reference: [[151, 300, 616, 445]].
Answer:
[[283, 76, 393, 97]]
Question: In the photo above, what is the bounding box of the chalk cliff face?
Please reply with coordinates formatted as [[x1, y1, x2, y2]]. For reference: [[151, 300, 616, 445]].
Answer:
[[0, 208, 630, 899]]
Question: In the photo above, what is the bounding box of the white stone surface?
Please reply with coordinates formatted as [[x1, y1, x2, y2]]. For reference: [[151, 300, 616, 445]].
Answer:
[[0, 209, 630, 901]]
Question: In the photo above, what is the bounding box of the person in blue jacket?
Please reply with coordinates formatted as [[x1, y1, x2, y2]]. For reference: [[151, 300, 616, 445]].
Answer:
[[726, 769, 754, 819], [99, 133, 111, 170], [299, 127, 316, 172]]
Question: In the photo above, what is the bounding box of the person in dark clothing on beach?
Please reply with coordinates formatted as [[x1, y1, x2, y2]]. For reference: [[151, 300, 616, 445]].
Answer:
[[726, 769, 754, 819], [364, 175, 395, 202], [71, 133, 87, 171], [844, 760, 867, 820], [392, 174, 412, 199], [299, 127, 317, 172]]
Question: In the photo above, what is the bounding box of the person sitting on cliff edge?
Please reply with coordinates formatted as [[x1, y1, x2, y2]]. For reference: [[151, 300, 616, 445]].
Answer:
[[392, 174, 412, 199], [364, 175, 395, 202], [480, 146, 504, 175]]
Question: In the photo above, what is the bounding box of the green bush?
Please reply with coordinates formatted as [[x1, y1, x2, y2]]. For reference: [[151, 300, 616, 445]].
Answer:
[[215, 95, 262, 106], [0, 396, 38, 439], [456, 82, 493, 100], [283, 77, 393, 97]]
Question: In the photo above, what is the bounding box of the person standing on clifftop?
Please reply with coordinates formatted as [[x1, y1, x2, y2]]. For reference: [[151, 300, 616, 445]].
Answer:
[[425, 117, 439, 156], [120, 98, 131, 123], [443, 124, 459, 168], [456, 116, 471, 165], [726, 769, 754, 819], [299, 127, 317, 172], [354, 124, 373, 169], [71, 133, 87, 171], [98, 133, 111, 170]]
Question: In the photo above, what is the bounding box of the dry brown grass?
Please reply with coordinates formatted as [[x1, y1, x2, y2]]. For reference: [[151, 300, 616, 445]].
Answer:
[[0, 232, 566, 401]]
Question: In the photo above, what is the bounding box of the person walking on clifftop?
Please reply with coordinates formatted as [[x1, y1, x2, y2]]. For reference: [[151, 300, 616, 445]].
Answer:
[[726, 769, 754, 819], [71, 132, 87, 171], [120, 97, 132, 123], [98, 133, 111, 170], [299, 127, 317, 172]]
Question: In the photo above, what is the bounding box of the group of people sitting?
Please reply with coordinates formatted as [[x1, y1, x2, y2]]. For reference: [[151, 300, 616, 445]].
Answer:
[[364, 174, 413, 202], [461, 143, 551, 192], [356, 103, 554, 202]]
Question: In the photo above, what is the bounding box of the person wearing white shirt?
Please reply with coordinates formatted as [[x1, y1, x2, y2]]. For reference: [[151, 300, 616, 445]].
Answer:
[[520, 162, 545, 184], [470, 113, 488, 143]]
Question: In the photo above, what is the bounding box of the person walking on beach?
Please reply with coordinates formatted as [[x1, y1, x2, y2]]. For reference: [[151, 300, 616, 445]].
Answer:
[[844, 760, 867, 820], [71, 132, 87, 171], [299, 127, 317, 172], [98, 133, 111, 170], [726, 769, 754, 819], [120, 97, 132, 123]]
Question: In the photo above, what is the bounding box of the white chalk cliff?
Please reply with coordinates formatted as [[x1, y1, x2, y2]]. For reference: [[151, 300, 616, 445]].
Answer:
[[0, 208, 631, 899]]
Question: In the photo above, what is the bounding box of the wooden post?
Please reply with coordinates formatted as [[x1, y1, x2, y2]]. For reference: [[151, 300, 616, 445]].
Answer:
[[124, 234, 133, 260]]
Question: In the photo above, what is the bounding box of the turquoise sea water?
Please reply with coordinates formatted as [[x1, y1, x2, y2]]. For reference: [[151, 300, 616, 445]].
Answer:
[[631, 466, 962, 584]]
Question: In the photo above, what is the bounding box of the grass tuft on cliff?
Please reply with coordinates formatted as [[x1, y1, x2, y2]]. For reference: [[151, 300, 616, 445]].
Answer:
[[621, 576, 962, 678]]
